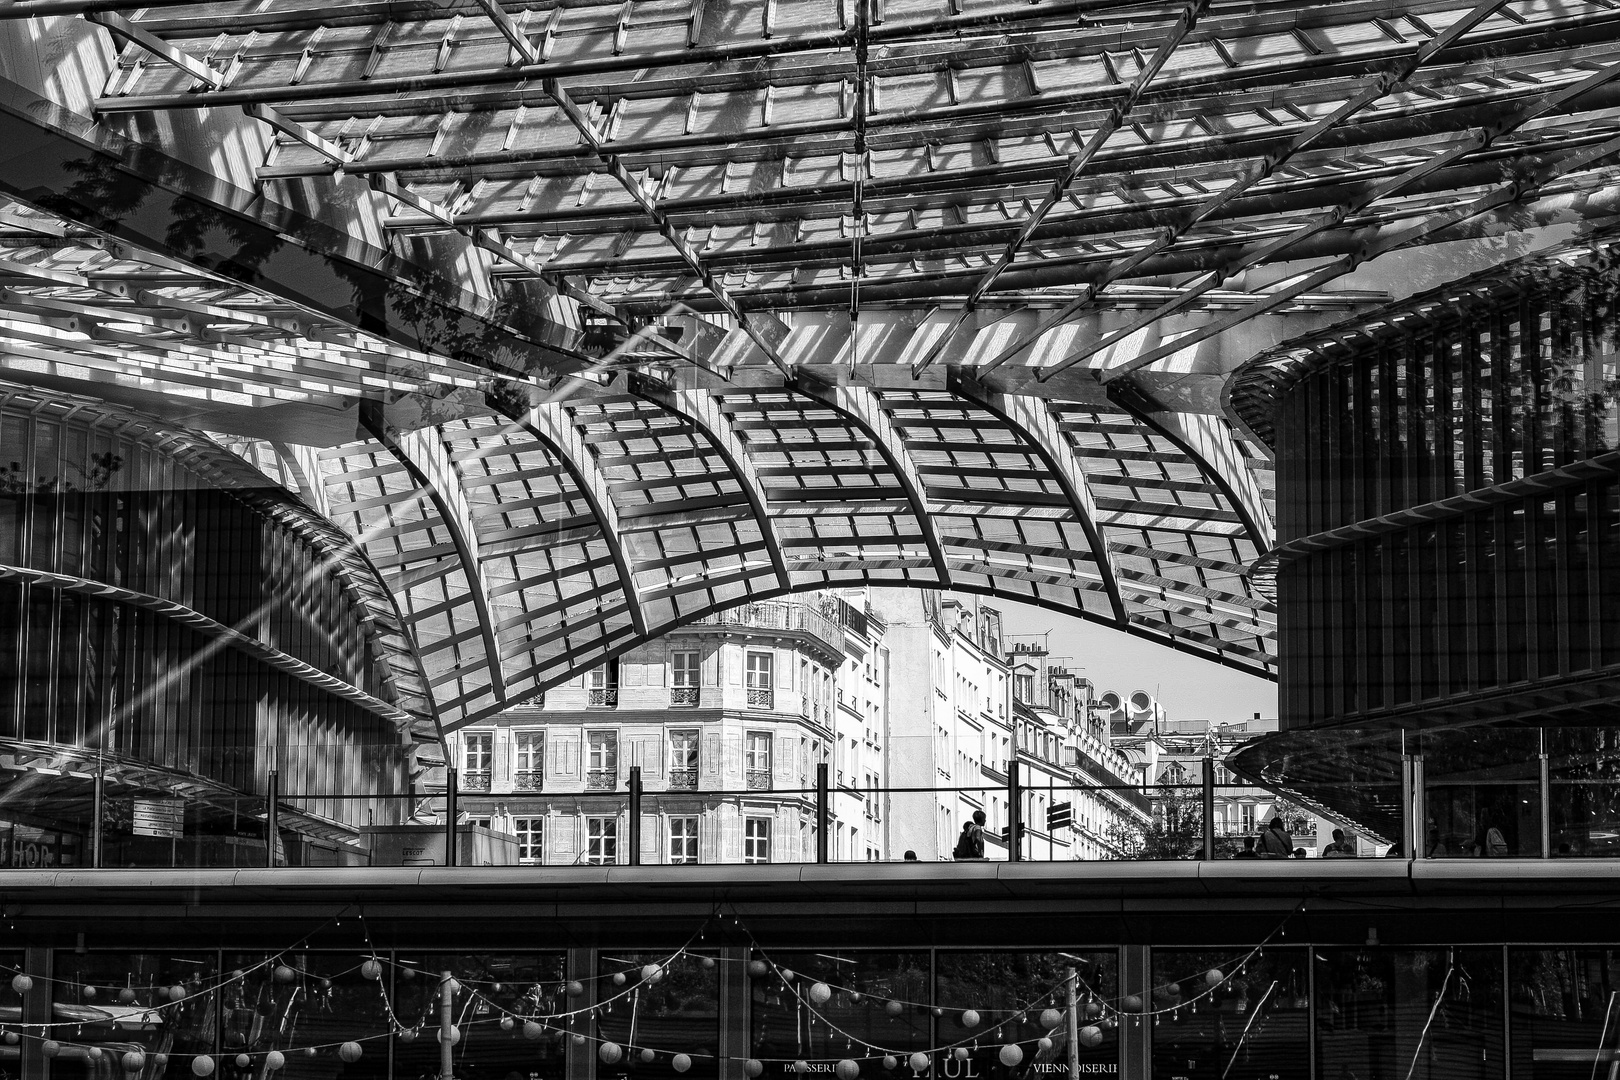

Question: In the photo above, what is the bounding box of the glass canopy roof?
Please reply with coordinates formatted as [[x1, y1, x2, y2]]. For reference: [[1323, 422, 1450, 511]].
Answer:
[[0, 0, 1615, 728]]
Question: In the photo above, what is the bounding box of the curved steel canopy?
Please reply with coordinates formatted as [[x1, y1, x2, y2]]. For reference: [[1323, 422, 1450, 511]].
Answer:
[[0, 0, 1617, 727]]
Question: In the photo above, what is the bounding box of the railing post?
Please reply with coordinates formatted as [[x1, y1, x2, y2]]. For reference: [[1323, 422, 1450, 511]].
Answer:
[[90, 766, 104, 869], [1539, 729, 1552, 859], [1201, 756, 1216, 862], [815, 763, 829, 863], [1399, 755, 1414, 861], [628, 765, 642, 866], [265, 769, 279, 869], [1007, 759, 1022, 862], [444, 766, 458, 868]]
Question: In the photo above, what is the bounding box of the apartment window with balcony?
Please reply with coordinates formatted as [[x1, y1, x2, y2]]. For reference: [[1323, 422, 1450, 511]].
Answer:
[[670, 650, 699, 706], [588, 661, 619, 708], [461, 731, 492, 792], [586, 817, 618, 865], [587, 730, 618, 790], [746, 651, 774, 710], [514, 731, 544, 791], [668, 730, 700, 789], [514, 817, 544, 864], [744, 818, 772, 864], [668, 816, 699, 864], [745, 731, 773, 790]]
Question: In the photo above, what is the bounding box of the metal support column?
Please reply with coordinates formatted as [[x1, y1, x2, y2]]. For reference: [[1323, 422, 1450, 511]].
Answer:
[[440, 971, 457, 1080], [444, 767, 458, 868], [1201, 756, 1216, 861], [1400, 755, 1414, 861], [1064, 966, 1080, 1080], [1120, 945, 1151, 1078], [265, 769, 278, 869], [628, 766, 642, 866], [90, 767, 104, 869], [815, 763, 830, 863], [1411, 755, 1426, 860], [1540, 729, 1552, 859], [718, 945, 750, 1080], [1007, 759, 1023, 862]]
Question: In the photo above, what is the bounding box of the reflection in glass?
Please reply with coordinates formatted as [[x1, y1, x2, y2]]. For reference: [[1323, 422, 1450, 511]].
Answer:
[[392, 952, 568, 1080], [750, 952, 929, 1078], [1314, 949, 1502, 1080], [936, 951, 1119, 1078], [220, 952, 393, 1079], [51, 952, 217, 1076], [1510, 948, 1620, 1078], [1151, 949, 1307, 1080], [595, 951, 720, 1080]]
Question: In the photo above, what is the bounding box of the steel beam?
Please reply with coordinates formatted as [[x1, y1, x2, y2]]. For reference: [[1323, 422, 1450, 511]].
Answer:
[[359, 404, 508, 711]]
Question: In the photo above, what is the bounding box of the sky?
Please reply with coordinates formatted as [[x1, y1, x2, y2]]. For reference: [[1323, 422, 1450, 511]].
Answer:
[[992, 599, 1278, 724]]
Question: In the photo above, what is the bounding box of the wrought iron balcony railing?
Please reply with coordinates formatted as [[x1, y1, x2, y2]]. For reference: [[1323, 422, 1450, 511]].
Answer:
[[746, 688, 773, 710], [687, 601, 843, 661], [461, 770, 491, 792], [668, 768, 698, 790], [587, 689, 618, 708], [586, 770, 616, 790], [514, 770, 543, 791], [670, 688, 699, 707], [746, 770, 772, 791]]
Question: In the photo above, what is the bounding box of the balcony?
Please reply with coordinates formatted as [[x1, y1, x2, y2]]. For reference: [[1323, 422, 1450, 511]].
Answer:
[[670, 687, 699, 707], [668, 768, 698, 790], [460, 770, 491, 793], [687, 600, 844, 660], [746, 687, 774, 710], [587, 689, 618, 708], [586, 770, 616, 791], [514, 770, 543, 792], [746, 770, 772, 791]]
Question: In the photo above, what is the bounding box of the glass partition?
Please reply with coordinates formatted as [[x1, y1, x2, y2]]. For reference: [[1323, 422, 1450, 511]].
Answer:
[[221, 951, 394, 1079], [1151, 949, 1308, 1080], [596, 950, 721, 1080], [50, 952, 219, 1077], [749, 951, 930, 1077], [1509, 948, 1620, 1078], [935, 950, 1119, 1077], [392, 952, 568, 1079], [1314, 948, 1503, 1080]]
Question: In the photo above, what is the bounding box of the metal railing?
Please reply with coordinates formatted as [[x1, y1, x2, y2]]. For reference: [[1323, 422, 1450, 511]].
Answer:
[[670, 687, 699, 707], [688, 600, 844, 659], [746, 687, 773, 710]]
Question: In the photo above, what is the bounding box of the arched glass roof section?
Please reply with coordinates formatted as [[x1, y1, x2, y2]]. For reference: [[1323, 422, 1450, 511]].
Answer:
[[0, 0, 1617, 727]]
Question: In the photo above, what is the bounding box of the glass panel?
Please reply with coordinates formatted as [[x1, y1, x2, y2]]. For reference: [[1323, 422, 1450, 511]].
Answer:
[[1314, 949, 1503, 1080], [51, 952, 219, 1076], [392, 953, 568, 1079], [936, 951, 1119, 1077], [596, 950, 721, 1080], [1510, 947, 1620, 1078], [1152, 948, 1308, 1080], [749, 951, 929, 1075]]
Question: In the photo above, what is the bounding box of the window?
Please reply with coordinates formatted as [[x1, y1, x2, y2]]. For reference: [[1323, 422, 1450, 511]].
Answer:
[[746, 731, 772, 790], [1241, 804, 1256, 834], [461, 731, 492, 791], [744, 818, 771, 864], [514, 817, 544, 863], [668, 817, 699, 864], [586, 817, 618, 865], [587, 730, 618, 789], [588, 661, 619, 707], [668, 729, 699, 788], [746, 651, 774, 709], [514, 731, 543, 790], [671, 650, 699, 706]]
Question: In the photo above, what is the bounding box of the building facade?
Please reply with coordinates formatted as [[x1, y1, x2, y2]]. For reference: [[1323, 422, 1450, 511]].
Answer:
[[0, 382, 436, 868], [443, 597, 870, 865], [1228, 234, 1620, 856]]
